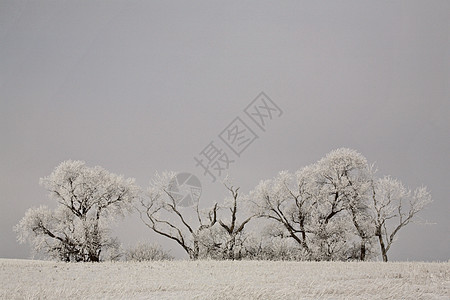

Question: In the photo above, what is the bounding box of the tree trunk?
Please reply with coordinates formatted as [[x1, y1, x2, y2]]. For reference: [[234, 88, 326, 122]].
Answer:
[[299, 217, 309, 253], [190, 240, 199, 260], [89, 254, 100, 262], [359, 241, 366, 261], [377, 234, 388, 262]]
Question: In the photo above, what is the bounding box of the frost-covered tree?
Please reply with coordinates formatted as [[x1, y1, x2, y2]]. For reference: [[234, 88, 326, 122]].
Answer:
[[14, 160, 139, 262], [249, 170, 312, 259], [370, 176, 432, 262], [249, 148, 374, 261], [311, 148, 374, 261], [139, 172, 218, 260]]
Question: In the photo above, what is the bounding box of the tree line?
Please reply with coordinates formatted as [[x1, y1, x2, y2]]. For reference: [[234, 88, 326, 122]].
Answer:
[[15, 148, 432, 262]]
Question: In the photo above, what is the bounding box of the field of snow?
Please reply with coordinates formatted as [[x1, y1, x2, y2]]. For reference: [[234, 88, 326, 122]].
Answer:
[[0, 259, 448, 299]]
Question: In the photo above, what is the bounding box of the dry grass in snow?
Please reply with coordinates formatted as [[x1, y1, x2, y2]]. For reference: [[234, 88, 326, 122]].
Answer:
[[0, 259, 448, 299]]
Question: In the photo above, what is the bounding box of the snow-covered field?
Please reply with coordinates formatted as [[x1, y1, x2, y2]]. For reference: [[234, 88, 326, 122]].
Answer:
[[0, 259, 448, 299]]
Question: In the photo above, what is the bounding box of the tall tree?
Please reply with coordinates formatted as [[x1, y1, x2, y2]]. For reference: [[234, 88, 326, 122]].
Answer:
[[312, 148, 373, 260]]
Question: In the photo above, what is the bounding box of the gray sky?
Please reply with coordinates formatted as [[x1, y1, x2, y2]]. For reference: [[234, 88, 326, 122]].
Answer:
[[1, 1, 449, 261]]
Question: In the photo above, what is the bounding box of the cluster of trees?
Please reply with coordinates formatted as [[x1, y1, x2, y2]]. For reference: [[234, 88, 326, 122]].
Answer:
[[15, 148, 432, 262], [248, 149, 432, 262]]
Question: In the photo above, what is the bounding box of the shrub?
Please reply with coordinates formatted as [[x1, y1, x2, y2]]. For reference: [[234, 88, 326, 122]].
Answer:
[[125, 242, 173, 261]]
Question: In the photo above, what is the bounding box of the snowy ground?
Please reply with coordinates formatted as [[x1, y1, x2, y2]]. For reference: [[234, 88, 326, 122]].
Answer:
[[0, 259, 448, 299]]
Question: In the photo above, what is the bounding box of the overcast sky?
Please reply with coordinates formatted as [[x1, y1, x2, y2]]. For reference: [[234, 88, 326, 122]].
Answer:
[[1, 1, 449, 261]]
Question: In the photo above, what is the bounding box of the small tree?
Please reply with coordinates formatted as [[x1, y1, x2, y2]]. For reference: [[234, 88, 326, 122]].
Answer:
[[14, 160, 139, 262], [371, 176, 432, 262]]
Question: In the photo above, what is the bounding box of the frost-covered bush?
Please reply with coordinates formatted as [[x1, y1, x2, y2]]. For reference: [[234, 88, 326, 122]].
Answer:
[[197, 225, 249, 260], [237, 234, 307, 261], [125, 242, 173, 261]]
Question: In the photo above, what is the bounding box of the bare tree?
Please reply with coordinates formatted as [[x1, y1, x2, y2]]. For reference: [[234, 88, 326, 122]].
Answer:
[[14, 160, 139, 262], [212, 184, 255, 260], [138, 172, 218, 259], [371, 176, 432, 262]]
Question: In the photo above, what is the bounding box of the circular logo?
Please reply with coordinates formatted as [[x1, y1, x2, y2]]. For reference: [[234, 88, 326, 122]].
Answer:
[[168, 172, 202, 207]]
